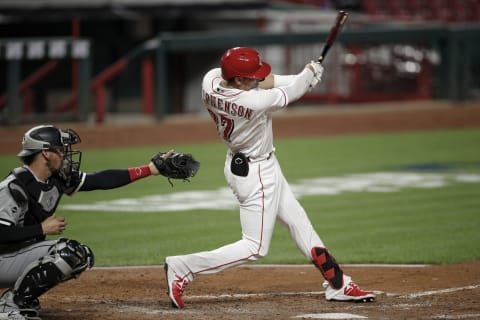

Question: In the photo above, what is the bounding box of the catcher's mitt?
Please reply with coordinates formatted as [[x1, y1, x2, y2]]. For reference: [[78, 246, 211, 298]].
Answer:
[[151, 151, 200, 184]]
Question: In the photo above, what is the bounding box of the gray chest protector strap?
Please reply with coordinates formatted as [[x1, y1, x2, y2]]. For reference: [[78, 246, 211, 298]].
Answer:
[[12, 238, 94, 308]]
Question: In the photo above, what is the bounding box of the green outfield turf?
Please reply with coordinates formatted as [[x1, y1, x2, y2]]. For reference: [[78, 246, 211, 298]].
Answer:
[[1, 128, 479, 266]]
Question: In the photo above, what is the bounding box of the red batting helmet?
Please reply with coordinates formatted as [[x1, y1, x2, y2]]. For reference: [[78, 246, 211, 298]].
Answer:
[[220, 47, 271, 81]]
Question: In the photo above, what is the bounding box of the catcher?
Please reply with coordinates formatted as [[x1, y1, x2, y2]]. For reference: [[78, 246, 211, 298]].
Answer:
[[0, 124, 199, 320]]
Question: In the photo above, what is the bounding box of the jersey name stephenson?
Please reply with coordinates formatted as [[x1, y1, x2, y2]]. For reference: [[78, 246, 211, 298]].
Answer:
[[203, 91, 254, 120], [202, 68, 288, 158]]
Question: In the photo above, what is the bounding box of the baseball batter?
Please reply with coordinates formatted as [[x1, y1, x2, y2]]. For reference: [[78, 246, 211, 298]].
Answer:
[[164, 47, 375, 308], [0, 125, 196, 320]]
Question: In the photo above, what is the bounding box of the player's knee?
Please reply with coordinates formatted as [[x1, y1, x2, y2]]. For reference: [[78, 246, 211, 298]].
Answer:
[[256, 245, 269, 258], [244, 239, 269, 260], [49, 238, 95, 278]]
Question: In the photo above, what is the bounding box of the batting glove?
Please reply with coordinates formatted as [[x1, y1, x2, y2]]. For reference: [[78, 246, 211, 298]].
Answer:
[[308, 61, 324, 90]]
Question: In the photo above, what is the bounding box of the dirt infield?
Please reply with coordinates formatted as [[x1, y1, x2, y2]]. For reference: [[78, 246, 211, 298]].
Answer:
[[39, 262, 480, 320], [2, 100, 480, 319]]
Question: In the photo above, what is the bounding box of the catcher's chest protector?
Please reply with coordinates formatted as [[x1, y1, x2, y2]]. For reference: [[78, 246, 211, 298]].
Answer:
[[12, 167, 64, 228]]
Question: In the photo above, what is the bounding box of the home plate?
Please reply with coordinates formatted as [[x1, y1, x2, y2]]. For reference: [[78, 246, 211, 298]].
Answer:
[[293, 313, 367, 319]]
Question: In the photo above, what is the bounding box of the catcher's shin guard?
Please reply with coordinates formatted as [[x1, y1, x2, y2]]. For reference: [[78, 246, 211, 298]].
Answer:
[[12, 239, 94, 308], [311, 247, 344, 289], [12, 256, 65, 308]]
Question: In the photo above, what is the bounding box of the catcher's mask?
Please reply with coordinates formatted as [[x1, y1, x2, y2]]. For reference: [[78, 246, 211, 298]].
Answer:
[[220, 47, 271, 81], [18, 125, 82, 181]]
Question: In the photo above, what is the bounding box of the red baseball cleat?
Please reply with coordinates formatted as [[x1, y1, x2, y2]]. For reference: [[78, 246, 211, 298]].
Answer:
[[164, 261, 188, 308], [324, 279, 375, 302]]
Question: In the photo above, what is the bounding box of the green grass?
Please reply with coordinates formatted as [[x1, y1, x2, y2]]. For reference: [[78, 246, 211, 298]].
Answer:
[[1, 128, 479, 266]]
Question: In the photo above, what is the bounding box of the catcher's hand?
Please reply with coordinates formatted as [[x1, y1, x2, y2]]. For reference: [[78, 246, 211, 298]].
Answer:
[[151, 151, 200, 185]]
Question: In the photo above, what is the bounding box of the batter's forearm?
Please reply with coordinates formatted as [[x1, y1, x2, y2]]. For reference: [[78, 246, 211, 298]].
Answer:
[[280, 69, 314, 103], [272, 74, 296, 87]]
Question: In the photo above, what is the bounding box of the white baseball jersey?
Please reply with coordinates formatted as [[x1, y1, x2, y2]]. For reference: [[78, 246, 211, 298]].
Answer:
[[202, 67, 313, 159], [166, 65, 324, 285], [165, 63, 375, 305]]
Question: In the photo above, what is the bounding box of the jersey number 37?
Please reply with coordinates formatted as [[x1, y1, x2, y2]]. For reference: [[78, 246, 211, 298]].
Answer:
[[208, 110, 234, 142]]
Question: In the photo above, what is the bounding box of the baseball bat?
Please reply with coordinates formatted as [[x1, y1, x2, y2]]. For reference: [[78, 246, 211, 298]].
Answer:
[[317, 10, 349, 64]]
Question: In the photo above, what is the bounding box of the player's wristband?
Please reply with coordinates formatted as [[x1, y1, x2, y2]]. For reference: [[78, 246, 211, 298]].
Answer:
[[128, 165, 151, 182]]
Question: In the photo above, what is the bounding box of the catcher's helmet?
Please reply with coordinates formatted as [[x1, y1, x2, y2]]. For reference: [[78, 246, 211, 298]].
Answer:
[[220, 47, 271, 81], [17, 125, 80, 157], [18, 125, 82, 184]]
